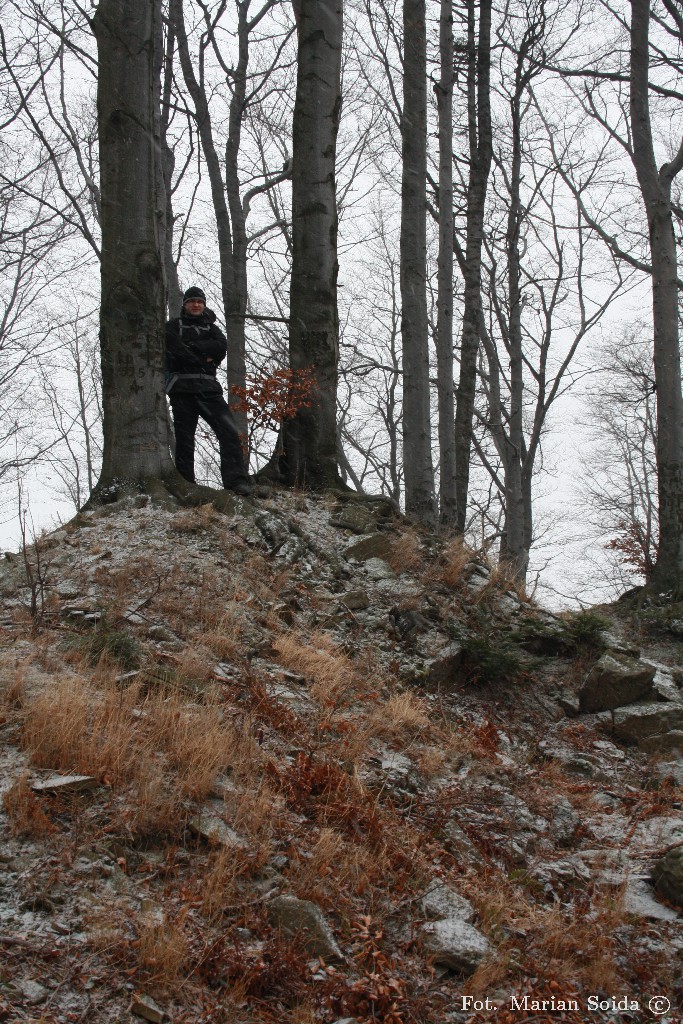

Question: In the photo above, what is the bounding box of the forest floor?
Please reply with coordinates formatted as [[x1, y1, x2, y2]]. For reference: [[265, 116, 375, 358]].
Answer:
[[0, 487, 681, 1024]]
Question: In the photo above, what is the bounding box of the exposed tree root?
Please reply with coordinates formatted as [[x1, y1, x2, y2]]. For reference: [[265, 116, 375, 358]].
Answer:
[[82, 470, 243, 517]]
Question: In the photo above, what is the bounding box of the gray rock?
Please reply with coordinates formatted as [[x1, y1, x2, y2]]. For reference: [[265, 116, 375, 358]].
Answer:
[[421, 881, 474, 923], [551, 798, 580, 847], [638, 730, 683, 755], [653, 845, 683, 908], [422, 642, 463, 688], [420, 918, 490, 974], [130, 993, 164, 1023], [346, 533, 393, 563], [330, 504, 376, 534], [17, 979, 48, 1005], [579, 653, 655, 712], [148, 624, 175, 642], [189, 809, 247, 849], [602, 631, 640, 658], [624, 878, 679, 921], [267, 895, 344, 963], [648, 665, 683, 704], [341, 589, 369, 611], [532, 857, 591, 888], [32, 774, 98, 794], [609, 702, 683, 746]]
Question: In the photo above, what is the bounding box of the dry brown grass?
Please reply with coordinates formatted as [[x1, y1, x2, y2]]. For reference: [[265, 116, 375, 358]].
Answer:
[[465, 869, 628, 996], [202, 602, 263, 663], [366, 691, 430, 739], [336, 691, 432, 767], [387, 529, 426, 574], [273, 630, 359, 705], [0, 655, 26, 712], [17, 670, 257, 837], [2, 773, 56, 837], [432, 536, 474, 589], [171, 503, 220, 534], [136, 910, 190, 991]]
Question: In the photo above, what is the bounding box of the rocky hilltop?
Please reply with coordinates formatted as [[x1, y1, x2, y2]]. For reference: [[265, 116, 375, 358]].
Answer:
[[0, 488, 681, 1024]]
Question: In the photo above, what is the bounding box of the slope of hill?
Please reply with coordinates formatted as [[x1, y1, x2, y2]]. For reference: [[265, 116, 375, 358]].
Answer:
[[0, 488, 681, 1024]]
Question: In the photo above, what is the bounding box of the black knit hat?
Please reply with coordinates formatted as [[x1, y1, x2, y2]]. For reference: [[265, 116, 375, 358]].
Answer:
[[183, 286, 206, 304]]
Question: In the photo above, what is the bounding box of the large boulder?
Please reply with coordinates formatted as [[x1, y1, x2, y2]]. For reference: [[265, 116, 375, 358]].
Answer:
[[638, 731, 683, 755], [267, 895, 344, 963], [330, 503, 377, 534], [420, 918, 490, 974], [607, 702, 683, 748], [345, 533, 393, 563], [422, 642, 463, 688], [421, 881, 474, 923], [653, 846, 683, 908], [579, 653, 655, 712]]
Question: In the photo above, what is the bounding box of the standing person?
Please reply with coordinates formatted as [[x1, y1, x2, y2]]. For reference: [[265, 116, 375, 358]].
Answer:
[[165, 287, 252, 496]]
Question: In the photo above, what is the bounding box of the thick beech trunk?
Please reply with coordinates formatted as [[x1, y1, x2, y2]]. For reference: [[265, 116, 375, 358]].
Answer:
[[280, 0, 344, 488], [630, 0, 683, 591], [436, 0, 457, 528], [500, 70, 528, 582], [453, 0, 492, 533], [91, 0, 176, 493], [160, 23, 182, 316], [401, 0, 435, 523]]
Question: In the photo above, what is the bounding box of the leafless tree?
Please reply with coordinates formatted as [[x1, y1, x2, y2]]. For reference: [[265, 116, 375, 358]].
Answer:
[[401, 0, 436, 523], [581, 327, 659, 590]]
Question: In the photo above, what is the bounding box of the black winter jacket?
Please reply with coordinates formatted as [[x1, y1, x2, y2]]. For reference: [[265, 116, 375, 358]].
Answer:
[[165, 309, 228, 396]]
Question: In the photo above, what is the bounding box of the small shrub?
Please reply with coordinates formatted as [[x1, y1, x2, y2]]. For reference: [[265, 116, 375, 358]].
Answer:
[[563, 610, 609, 652], [636, 598, 683, 639], [65, 618, 141, 670], [461, 634, 522, 685]]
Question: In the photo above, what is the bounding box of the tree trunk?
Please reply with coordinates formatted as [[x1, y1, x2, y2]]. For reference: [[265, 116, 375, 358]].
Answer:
[[91, 0, 176, 493], [171, 0, 242, 400], [400, 0, 435, 523], [630, 0, 683, 592], [436, 0, 457, 528], [223, 0, 251, 437], [160, 23, 182, 316], [453, 0, 492, 533], [280, 0, 344, 489], [500, 71, 528, 582]]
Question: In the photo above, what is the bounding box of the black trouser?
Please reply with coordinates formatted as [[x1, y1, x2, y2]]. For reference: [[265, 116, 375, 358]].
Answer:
[[170, 391, 248, 489]]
